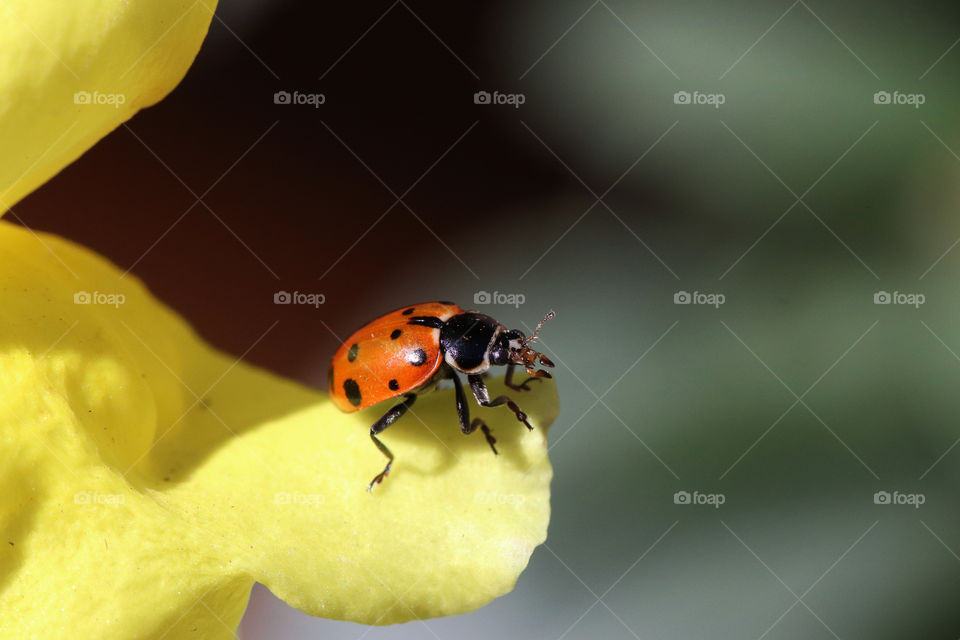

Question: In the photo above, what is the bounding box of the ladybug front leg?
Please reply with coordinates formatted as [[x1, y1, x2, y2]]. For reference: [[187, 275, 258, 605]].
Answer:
[[448, 368, 498, 455], [504, 363, 543, 392], [467, 374, 534, 431], [367, 393, 416, 491]]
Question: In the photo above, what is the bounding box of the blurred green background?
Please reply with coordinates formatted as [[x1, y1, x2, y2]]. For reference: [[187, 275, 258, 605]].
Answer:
[[16, 0, 960, 637]]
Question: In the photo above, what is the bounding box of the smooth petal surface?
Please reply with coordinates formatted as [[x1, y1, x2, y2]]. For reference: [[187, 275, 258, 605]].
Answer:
[[0, 221, 557, 638], [0, 0, 217, 210]]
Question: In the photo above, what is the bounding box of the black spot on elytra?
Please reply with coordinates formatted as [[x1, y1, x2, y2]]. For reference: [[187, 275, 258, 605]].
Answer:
[[408, 316, 444, 329], [388, 379, 400, 391], [402, 307, 415, 315], [343, 378, 362, 406], [347, 343, 358, 362], [390, 329, 402, 340], [407, 348, 428, 366]]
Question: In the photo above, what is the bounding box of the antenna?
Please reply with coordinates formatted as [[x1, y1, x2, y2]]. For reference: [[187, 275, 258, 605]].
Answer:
[[524, 310, 555, 345]]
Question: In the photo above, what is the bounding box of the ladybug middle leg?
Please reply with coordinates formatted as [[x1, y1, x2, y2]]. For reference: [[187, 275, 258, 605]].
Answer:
[[447, 368, 498, 455], [368, 393, 416, 491], [467, 373, 534, 432]]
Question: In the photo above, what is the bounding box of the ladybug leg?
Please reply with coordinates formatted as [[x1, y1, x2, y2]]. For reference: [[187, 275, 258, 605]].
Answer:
[[504, 363, 542, 392], [467, 374, 534, 431], [448, 368, 497, 455], [367, 393, 416, 491]]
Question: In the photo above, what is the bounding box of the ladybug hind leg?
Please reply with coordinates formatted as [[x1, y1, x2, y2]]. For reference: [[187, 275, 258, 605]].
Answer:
[[367, 393, 417, 491], [448, 367, 498, 455]]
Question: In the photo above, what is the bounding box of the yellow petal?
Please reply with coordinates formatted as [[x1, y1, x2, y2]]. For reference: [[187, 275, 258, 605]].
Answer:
[[0, 0, 217, 210], [0, 220, 557, 637]]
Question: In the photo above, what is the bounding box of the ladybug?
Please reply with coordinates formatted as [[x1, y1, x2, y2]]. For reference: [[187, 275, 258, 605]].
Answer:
[[329, 301, 555, 490]]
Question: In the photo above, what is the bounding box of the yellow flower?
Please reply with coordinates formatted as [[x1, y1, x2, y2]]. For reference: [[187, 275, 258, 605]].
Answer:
[[0, 2, 558, 638]]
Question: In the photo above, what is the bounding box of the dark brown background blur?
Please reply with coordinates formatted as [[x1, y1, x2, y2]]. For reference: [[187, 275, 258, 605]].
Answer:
[[12, 1, 597, 388]]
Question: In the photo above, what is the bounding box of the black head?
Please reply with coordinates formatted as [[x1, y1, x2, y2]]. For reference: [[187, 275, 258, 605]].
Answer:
[[488, 311, 555, 378]]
